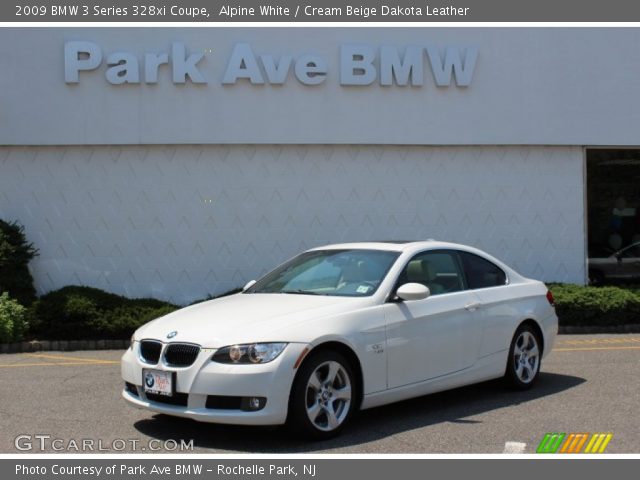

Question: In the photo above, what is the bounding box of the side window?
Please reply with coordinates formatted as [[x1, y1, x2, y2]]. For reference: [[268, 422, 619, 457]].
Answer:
[[398, 251, 465, 295], [458, 251, 507, 289]]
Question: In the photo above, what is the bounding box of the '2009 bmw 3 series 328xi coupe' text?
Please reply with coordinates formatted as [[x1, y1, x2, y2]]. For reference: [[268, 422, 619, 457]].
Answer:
[[122, 240, 557, 438]]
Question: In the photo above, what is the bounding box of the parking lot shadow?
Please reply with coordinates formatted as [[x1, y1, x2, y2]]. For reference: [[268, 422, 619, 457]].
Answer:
[[133, 372, 585, 452]]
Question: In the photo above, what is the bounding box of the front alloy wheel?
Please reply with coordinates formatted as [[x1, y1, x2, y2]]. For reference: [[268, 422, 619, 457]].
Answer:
[[288, 351, 356, 439], [305, 360, 352, 431], [505, 325, 541, 389]]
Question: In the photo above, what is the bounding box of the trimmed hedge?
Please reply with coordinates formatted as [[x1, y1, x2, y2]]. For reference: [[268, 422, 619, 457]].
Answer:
[[7, 282, 640, 342], [0, 292, 29, 343], [30, 286, 178, 340], [549, 283, 640, 327]]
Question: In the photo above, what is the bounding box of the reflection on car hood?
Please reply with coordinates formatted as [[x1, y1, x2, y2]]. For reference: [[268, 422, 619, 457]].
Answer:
[[135, 293, 369, 348]]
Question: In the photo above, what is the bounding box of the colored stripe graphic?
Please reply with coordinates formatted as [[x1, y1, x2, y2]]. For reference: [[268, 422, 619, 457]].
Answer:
[[560, 433, 575, 453], [560, 433, 589, 453], [537, 433, 613, 453], [584, 433, 613, 453], [536, 433, 566, 453], [572, 433, 589, 453]]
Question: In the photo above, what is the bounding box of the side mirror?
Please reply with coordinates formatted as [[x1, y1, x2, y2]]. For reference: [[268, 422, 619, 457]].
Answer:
[[242, 280, 257, 292], [396, 283, 431, 302]]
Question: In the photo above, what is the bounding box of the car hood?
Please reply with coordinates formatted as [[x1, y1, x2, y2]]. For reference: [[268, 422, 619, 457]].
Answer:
[[135, 293, 371, 348]]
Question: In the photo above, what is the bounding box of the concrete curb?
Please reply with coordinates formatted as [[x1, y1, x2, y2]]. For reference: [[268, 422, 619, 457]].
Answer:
[[559, 325, 640, 334], [0, 339, 128, 354]]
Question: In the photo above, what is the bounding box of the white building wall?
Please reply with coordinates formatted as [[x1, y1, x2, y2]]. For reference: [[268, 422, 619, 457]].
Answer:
[[0, 145, 584, 304], [2, 28, 640, 146]]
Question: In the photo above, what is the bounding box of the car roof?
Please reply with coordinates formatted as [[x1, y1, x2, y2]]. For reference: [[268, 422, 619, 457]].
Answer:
[[308, 240, 473, 253]]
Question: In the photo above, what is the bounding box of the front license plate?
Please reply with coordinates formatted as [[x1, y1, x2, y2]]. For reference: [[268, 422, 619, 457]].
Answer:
[[143, 369, 173, 396]]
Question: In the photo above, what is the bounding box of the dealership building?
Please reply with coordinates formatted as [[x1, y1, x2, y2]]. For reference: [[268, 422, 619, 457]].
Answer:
[[1, 27, 639, 304]]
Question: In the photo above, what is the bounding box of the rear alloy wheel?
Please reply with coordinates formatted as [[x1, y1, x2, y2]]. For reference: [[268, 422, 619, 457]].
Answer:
[[288, 351, 355, 439], [505, 325, 541, 389]]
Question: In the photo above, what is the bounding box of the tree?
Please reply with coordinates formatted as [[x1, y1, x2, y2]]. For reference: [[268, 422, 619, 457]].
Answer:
[[0, 220, 38, 305]]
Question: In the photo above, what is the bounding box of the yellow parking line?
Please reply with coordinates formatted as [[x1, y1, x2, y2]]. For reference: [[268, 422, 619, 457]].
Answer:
[[554, 346, 640, 352], [0, 361, 118, 368], [556, 337, 640, 346], [25, 353, 117, 364]]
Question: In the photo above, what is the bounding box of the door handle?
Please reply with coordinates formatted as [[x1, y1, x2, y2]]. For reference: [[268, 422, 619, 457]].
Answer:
[[465, 302, 482, 311]]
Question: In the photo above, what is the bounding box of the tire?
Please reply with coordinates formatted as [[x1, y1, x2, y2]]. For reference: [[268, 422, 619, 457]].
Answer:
[[287, 350, 356, 440], [504, 324, 542, 390]]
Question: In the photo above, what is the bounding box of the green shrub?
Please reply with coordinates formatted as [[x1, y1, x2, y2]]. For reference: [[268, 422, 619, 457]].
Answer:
[[0, 220, 38, 306], [0, 292, 29, 343], [31, 286, 178, 340], [549, 283, 640, 327], [137, 305, 179, 324]]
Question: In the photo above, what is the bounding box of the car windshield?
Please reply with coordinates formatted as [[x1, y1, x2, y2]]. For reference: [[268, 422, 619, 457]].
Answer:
[[246, 249, 400, 297]]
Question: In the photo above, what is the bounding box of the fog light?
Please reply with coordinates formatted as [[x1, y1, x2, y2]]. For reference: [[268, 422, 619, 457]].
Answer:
[[241, 396, 266, 411]]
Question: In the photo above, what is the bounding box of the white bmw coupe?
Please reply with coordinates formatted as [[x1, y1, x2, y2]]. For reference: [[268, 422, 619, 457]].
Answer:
[[122, 240, 558, 438]]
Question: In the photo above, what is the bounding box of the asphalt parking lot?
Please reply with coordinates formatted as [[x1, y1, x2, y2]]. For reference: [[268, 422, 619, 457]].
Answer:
[[0, 334, 638, 454]]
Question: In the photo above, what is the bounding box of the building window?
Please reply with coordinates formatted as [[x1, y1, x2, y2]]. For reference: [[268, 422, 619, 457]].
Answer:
[[587, 149, 640, 284]]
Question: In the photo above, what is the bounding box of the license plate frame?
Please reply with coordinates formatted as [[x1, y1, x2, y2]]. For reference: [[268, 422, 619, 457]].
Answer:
[[142, 369, 174, 397]]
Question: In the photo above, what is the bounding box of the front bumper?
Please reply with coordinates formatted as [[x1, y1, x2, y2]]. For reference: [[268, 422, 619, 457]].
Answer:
[[121, 341, 309, 426]]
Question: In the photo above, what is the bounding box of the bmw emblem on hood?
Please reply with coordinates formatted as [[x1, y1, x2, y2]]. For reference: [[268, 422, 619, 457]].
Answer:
[[166, 331, 178, 339]]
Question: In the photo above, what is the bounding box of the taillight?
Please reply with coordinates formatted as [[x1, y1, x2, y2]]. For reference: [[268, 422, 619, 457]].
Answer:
[[546, 290, 555, 306]]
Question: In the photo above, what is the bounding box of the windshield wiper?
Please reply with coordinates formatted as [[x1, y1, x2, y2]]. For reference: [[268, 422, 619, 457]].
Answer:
[[280, 289, 323, 296]]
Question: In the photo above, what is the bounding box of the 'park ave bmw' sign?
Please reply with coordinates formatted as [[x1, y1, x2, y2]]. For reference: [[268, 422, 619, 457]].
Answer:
[[64, 41, 478, 87]]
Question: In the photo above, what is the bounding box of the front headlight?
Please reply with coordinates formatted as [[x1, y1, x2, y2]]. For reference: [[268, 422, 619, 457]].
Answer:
[[211, 342, 288, 364]]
